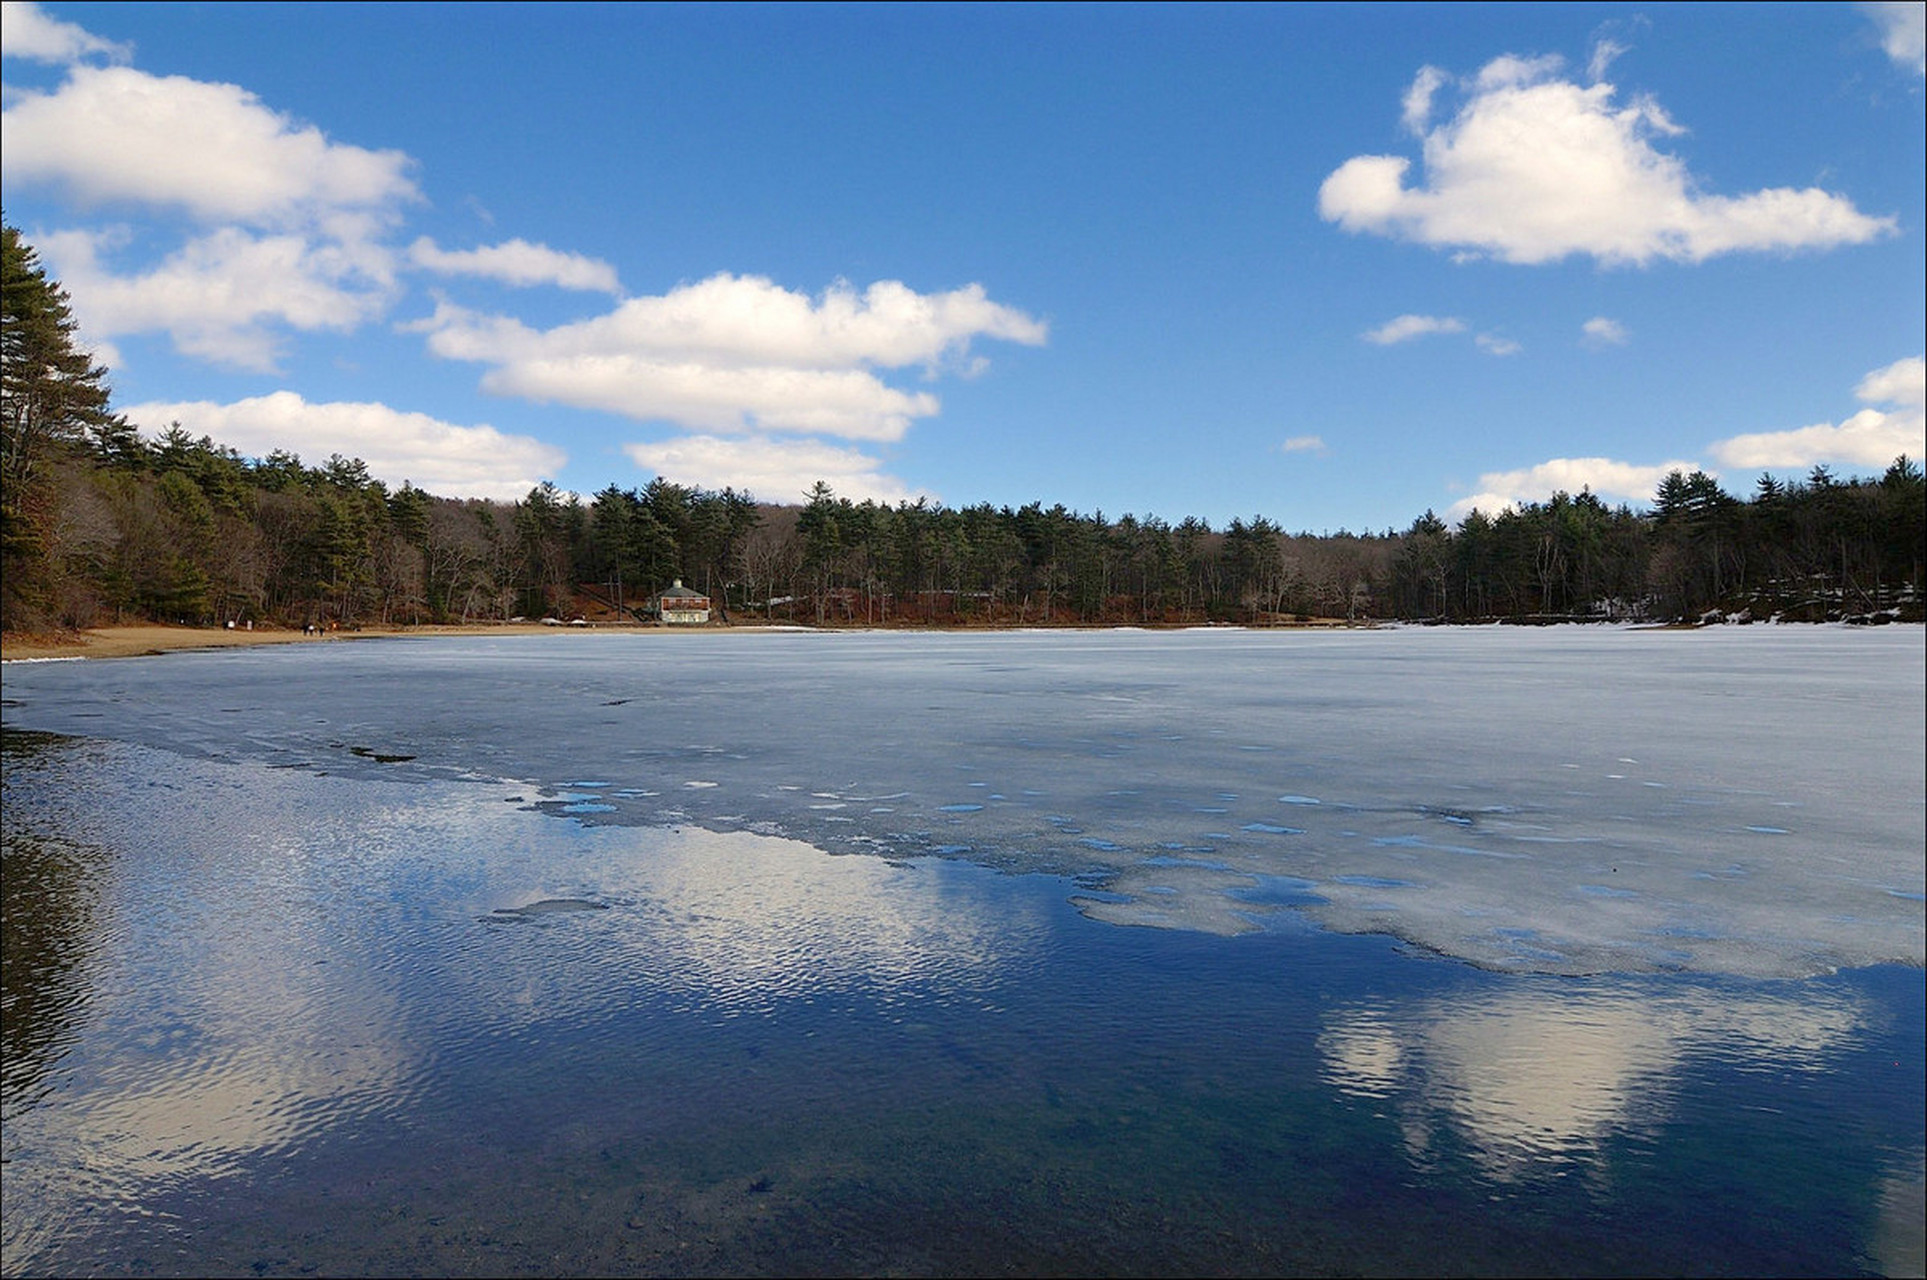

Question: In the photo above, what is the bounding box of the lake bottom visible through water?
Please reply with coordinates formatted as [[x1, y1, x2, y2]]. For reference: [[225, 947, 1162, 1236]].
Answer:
[[2, 728, 1921, 1278]]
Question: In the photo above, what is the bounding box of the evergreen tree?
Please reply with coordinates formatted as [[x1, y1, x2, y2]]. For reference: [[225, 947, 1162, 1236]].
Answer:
[[2, 224, 126, 627]]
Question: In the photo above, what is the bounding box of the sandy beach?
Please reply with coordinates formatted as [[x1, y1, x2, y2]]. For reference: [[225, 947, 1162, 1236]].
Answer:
[[0, 621, 645, 662]]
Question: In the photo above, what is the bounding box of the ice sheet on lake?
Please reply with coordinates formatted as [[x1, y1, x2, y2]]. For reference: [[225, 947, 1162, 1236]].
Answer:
[[3, 624, 1921, 978]]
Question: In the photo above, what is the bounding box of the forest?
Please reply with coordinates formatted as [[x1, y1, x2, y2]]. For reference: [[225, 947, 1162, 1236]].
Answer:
[[5, 225, 1923, 634]]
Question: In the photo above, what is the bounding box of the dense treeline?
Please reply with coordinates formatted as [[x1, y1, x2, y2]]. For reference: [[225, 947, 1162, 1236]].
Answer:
[[1385, 470, 1924, 624], [5, 224, 1922, 633]]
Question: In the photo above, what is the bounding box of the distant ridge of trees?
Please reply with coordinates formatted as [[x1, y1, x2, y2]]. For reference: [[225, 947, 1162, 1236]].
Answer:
[[5, 224, 1923, 633]]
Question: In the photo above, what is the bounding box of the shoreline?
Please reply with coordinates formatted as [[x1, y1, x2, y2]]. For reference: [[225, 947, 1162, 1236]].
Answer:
[[0, 621, 652, 662], [0, 616, 1370, 661], [5, 615, 1912, 662]]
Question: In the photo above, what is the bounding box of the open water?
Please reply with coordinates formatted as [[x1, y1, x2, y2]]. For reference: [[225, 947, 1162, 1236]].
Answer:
[[2, 625, 1922, 1276]]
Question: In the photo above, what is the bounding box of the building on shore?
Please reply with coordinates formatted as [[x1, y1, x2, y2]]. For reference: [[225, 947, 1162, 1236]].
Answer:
[[655, 580, 712, 625]]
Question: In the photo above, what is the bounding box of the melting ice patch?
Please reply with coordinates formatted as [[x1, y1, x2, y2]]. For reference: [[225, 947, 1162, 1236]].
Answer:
[[0, 625, 1919, 978]]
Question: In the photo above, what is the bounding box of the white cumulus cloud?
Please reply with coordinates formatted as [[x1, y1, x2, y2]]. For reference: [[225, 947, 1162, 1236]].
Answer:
[[0, 0, 130, 64], [507, 273, 1047, 372], [413, 274, 1046, 442], [1865, 1, 1926, 75], [1363, 314, 1466, 345], [38, 226, 398, 373], [407, 237, 621, 294], [1448, 456, 1701, 522], [623, 435, 928, 506], [1447, 355, 1925, 522], [1475, 333, 1522, 356], [3, 35, 425, 371], [1582, 317, 1630, 347], [119, 391, 566, 502], [1281, 435, 1328, 455], [1319, 54, 1894, 265], [1, 63, 419, 227], [499, 358, 939, 441], [1709, 355, 1926, 471]]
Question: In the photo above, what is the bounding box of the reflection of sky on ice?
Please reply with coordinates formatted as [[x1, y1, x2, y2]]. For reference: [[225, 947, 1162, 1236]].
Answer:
[[3, 624, 1921, 977], [0, 738, 1043, 1265], [1318, 982, 1865, 1180]]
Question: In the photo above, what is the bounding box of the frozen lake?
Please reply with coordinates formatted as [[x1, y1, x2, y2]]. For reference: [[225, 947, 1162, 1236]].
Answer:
[[4, 624, 1921, 976], [2, 625, 1922, 1275]]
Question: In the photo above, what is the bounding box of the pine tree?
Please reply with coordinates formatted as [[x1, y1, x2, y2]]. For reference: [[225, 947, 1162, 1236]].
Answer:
[[2, 223, 125, 626]]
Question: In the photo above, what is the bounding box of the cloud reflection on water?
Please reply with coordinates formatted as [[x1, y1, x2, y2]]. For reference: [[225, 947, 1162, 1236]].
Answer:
[[441, 819, 1050, 1032], [2, 727, 1918, 1280], [1319, 983, 1866, 1181], [2, 744, 1045, 1267], [19, 804, 425, 1212]]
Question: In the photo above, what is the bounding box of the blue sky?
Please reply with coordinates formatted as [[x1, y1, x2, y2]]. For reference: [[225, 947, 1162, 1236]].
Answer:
[[3, 2, 1922, 531]]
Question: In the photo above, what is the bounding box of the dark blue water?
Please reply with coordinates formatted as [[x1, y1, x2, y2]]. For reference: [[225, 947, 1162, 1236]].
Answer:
[[3, 727, 1921, 1277]]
